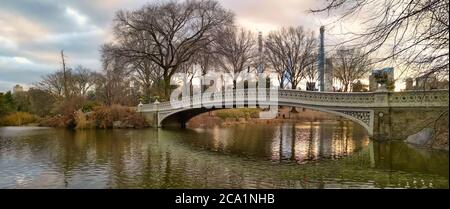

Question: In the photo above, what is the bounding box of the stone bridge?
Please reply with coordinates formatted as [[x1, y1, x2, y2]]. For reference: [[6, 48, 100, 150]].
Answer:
[[138, 89, 448, 140]]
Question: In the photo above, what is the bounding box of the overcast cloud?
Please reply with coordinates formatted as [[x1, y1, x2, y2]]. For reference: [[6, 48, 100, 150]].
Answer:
[[0, 0, 352, 92]]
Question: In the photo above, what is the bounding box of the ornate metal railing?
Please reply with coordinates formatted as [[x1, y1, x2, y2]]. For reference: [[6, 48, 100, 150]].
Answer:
[[138, 89, 449, 112]]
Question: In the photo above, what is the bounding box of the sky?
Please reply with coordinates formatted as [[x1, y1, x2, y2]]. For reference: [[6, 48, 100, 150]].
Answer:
[[0, 0, 360, 92]]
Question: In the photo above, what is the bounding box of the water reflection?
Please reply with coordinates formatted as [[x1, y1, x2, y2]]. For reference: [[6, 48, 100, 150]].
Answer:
[[195, 121, 369, 164], [0, 123, 448, 189]]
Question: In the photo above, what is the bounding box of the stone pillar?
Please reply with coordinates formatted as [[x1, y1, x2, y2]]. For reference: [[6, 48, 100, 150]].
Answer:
[[372, 91, 391, 140], [142, 112, 159, 127], [372, 108, 392, 140]]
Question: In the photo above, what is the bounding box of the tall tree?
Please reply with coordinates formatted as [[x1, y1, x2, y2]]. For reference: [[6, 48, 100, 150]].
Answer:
[[265, 26, 317, 89], [28, 88, 56, 117], [305, 53, 318, 90], [72, 65, 95, 96], [214, 27, 256, 89], [104, 0, 233, 99], [0, 92, 15, 115], [37, 70, 67, 98], [99, 51, 134, 105], [332, 48, 372, 92]]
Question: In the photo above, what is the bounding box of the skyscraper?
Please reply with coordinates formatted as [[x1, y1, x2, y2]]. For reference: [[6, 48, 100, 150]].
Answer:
[[318, 26, 325, 91], [325, 58, 334, 91], [257, 31, 264, 74]]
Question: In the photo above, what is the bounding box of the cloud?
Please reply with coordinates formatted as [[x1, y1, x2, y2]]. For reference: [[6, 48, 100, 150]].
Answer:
[[0, 0, 352, 92]]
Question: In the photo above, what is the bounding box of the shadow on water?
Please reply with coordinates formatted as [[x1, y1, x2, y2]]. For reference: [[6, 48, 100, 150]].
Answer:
[[370, 140, 449, 178], [0, 123, 448, 189]]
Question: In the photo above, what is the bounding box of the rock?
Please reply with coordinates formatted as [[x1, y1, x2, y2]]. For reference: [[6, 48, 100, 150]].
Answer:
[[405, 128, 434, 146], [113, 121, 123, 129]]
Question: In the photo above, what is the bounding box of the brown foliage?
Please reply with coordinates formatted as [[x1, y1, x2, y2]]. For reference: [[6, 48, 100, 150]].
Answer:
[[91, 105, 148, 129], [39, 115, 74, 128]]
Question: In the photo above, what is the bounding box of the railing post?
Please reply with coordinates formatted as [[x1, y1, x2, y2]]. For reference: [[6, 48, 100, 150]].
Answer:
[[373, 91, 389, 107]]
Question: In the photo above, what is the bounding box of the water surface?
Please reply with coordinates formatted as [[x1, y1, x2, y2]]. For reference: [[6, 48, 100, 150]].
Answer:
[[0, 122, 448, 189]]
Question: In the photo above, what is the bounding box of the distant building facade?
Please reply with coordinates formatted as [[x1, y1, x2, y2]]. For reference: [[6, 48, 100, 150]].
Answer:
[[404, 75, 449, 91], [13, 84, 24, 94], [369, 67, 395, 91], [324, 58, 334, 92]]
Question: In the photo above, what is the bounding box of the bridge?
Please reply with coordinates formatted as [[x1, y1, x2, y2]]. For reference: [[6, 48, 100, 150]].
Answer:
[[138, 88, 448, 140]]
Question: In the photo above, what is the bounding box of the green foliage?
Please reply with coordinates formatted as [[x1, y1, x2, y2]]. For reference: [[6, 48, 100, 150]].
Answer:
[[81, 100, 101, 112], [0, 112, 39, 126], [0, 93, 5, 116], [0, 91, 15, 115], [215, 108, 261, 120]]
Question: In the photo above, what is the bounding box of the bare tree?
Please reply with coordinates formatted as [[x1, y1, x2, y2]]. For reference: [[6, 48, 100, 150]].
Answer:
[[37, 69, 70, 98], [194, 45, 219, 91], [265, 26, 317, 89], [72, 65, 95, 96], [332, 48, 372, 92], [105, 0, 233, 99], [61, 50, 69, 98], [99, 48, 134, 105], [214, 26, 257, 89], [305, 53, 319, 90], [131, 58, 163, 102], [311, 0, 449, 79]]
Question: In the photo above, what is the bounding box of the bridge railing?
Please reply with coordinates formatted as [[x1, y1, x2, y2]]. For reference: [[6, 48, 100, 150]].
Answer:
[[138, 89, 448, 112], [388, 89, 449, 107]]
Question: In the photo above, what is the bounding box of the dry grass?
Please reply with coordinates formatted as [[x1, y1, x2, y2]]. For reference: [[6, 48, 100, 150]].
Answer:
[[215, 108, 261, 120], [0, 112, 39, 126]]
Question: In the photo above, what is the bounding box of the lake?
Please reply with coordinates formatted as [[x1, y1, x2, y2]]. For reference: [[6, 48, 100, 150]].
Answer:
[[0, 121, 448, 188]]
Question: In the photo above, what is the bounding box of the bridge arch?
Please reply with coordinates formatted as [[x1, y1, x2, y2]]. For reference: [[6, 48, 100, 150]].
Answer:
[[157, 102, 374, 136], [139, 89, 448, 140]]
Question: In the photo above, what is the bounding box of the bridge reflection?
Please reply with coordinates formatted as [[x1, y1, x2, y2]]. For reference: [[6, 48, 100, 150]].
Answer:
[[369, 141, 449, 178], [268, 121, 369, 163]]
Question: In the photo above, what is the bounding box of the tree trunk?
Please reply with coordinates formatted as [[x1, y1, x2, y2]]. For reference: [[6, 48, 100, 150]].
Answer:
[[163, 75, 170, 101]]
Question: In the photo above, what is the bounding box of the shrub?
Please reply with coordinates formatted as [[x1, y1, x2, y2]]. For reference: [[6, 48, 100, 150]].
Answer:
[[0, 112, 39, 126], [74, 110, 94, 129], [39, 115, 74, 128], [91, 105, 148, 129], [81, 101, 101, 112]]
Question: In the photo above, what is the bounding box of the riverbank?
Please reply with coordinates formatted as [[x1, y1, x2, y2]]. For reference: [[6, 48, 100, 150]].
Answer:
[[0, 105, 149, 129], [405, 111, 449, 151]]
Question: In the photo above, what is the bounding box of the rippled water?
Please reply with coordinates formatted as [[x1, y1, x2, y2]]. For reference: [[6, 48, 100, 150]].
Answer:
[[0, 121, 448, 189]]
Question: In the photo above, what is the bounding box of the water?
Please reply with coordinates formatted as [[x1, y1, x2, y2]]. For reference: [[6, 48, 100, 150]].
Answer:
[[0, 121, 448, 189]]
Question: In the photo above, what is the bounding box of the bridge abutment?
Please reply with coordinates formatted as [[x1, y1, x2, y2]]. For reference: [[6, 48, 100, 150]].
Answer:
[[372, 107, 448, 141], [142, 112, 159, 127]]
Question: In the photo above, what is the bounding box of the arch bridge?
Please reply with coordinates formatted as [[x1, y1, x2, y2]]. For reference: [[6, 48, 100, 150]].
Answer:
[[138, 89, 448, 140]]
